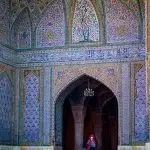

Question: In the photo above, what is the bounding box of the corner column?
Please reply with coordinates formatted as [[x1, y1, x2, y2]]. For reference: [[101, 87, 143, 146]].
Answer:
[[121, 63, 130, 144]]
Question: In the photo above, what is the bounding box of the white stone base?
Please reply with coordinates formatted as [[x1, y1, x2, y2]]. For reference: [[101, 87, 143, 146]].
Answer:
[[118, 145, 145, 150], [0, 146, 62, 150], [1, 145, 150, 150]]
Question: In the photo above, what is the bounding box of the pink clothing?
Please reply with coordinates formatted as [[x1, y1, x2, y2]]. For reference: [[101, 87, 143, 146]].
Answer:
[[86, 135, 96, 150]]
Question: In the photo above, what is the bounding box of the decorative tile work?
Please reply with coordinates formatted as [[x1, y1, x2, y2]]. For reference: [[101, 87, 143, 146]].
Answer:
[[72, 0, 99, 43], [140, 0, 145, 40], [121, 0, 140, 16], [53, 63, 122, 145], [0, 0, 147, 147], [10, 0, 53, 26], [13, 69, 20, 145], [36, 0, 65, 48], [0, 73, 12, 144], [26, 0, 51, 14], [0, 64, 5, 73], [140, 0, 145, 18], [11, 0, 27, 25], [11, 8, 31, 49], [52, 63, 122, 101], [15, 44, 145, 67], [0, 45, 16, 66], [121, 63, 130, 144], [148, 59, 150, 139], [103, 0, 139, 43], [0, 0, 9, 44], [55, 102, 63, 145], [135, 66, 147, 141], [23, 73, 40, 143], [130, 62, 144, 143], [43, 68, 51, 145]]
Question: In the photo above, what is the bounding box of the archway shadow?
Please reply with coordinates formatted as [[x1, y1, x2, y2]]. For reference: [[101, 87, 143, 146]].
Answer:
[[55, 74, 118, 150]]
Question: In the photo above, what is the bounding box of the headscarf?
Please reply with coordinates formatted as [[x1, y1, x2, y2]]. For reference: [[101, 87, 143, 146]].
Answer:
[[87, 134, 96, 149]]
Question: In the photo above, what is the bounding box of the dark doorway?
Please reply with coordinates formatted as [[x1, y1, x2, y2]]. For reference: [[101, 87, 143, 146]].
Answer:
[[83, 105, 95, 148], [63, 98, 75, 150], [102, 98, 118, 150], [83, 81, 118, 150], [56, 75, 118, 150]]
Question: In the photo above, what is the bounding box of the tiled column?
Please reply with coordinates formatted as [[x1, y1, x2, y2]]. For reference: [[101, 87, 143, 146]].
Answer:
[[43, 67, 51, 145], [121, 63, 130, 144], [14, 69, 20, 144], [92, 109, 102, 150], [71, 105, 84, 150]]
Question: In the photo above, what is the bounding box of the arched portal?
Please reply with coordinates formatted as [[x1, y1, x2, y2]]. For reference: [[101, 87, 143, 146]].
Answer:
[[55, 75, 118, 150]]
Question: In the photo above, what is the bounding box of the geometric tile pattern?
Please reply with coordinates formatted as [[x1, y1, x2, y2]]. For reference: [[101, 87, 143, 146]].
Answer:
[[0, 0, 9, 45], [55, 102, 63, 145], [24, 73, 39, 143], [0, 0, 146, 147], [10, 0, 52, 26], [15, 45, 146, 66], [121, 0, 140, 16], [135, 66, 147, 142], [0, 73, 12, 144], [104, 0, 139, 43], [11, 8, 31, 49], [10, 0, 27, 25], [43, 68, 51, 145], [54, 63, 121, 145], [122, 64, 130, 144], [36, 0, 65, 48], [72, 0, 99, 43], [4, 0, 144, 48]]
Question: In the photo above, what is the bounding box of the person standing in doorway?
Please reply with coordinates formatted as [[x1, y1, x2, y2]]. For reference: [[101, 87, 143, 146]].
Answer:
[[86, 134, 96, 150]]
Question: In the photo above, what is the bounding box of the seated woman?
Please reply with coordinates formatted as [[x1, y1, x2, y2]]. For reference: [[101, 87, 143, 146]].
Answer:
[[86, 134, 96, 150]]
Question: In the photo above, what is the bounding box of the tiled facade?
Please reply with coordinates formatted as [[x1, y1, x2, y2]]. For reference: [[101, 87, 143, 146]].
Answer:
[[0, 0, 148, 149], [135, 66, 147, 142], [0, 73, 12, 144], [0, 0, 9, 45], [36, 0, 65, 48]]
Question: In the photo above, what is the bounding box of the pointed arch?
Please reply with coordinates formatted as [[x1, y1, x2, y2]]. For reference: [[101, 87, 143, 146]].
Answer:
[[11, 8, 31, 49], [72, 0, 100, 43], [36, 0, 66, 48], [53, 70, 120, 104], [55, 73, 118, 105], [54, 74, 119, 146], [10, 0, 27, 26], [102, 0, 140, 43]]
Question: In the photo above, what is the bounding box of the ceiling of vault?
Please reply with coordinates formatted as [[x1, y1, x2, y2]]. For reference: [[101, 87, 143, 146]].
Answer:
[[10, 0, 144, 27], [11, 0, 53, 26], [0, 0, 145, 49]]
